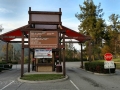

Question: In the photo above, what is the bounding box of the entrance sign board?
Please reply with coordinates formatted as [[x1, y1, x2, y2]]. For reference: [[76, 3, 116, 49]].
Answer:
[[35, 49, 52, 58], [104, 61, 115, 69], [31, 14, 59, 22], [30, 31, 58, 48], [104, 53, 113, 61]]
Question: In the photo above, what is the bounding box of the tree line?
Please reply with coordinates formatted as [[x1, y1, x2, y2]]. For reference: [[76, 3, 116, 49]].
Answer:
[[75, 0, 120, 60]]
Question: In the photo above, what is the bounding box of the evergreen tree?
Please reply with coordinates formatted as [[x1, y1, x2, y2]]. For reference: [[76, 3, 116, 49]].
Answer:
[[75, 0, 105, 60], [103, 14, 120, 58]]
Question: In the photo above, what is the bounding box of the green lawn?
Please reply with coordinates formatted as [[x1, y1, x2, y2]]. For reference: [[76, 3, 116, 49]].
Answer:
[[113, 58, 120, 62], [20, 74, 65, 81]]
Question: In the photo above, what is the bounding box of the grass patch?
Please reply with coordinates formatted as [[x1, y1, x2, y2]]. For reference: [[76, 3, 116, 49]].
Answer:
[[20, 74, 65, 81], [113, 58, 120, 62], [115, 62, 120, 69]]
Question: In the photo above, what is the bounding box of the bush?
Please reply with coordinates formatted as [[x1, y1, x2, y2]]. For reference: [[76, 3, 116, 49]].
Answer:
[[85, 61, 116, 74], [0, 61, 12, 70], [11, 60, 18, 64], [0, 68, 2, 72], [65, 57, 80, 62]]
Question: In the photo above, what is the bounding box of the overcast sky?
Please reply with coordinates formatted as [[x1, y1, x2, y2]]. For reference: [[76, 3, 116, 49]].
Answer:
[[0, 0, 120, 50]]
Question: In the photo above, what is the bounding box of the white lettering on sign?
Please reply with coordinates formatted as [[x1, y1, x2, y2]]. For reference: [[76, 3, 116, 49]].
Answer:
[[104, 56, 112, 59], [104, 61, 115, 69]]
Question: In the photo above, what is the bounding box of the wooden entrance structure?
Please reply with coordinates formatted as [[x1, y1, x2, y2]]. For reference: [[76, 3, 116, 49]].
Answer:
[[0, 7, 91, 77]]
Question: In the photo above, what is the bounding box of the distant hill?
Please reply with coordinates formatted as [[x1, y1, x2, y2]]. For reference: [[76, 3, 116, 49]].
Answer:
[[0, 41, 28, 57]]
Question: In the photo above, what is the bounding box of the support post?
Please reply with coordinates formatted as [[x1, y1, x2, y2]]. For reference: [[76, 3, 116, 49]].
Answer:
[[21, 32, 24, 77], [52, 52, 55, 71], [80, 43, 83, 68], [63, 32, 66, 76], [59, 32, 62, 64], [6, 42, 8, 62], [59, 8, 62, 65], [28, 48, 30, 72], [88, 40, 91, 61], [32, 50, 35, 71], [28, 31, 30, 72]]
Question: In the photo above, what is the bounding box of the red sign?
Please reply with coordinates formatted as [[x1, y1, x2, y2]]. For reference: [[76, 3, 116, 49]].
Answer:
[[104, 53, 113, 61]]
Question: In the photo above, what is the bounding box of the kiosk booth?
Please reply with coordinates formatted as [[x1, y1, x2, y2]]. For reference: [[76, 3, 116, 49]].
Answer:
[[0, 7, 91, 77]]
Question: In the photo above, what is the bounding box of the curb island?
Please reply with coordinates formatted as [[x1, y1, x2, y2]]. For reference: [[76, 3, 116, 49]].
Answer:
[[18, 75, 69, 83], [80, 68, 116, 76]]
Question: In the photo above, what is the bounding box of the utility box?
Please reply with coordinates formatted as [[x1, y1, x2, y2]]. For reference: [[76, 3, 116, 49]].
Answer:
[[56, 64, 62, 72]]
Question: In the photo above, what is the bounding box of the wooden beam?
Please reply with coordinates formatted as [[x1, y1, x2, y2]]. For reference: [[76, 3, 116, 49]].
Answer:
[[0, 36, 27, 39], [23, 45, 29, 48], [61, 41, 80, 43], [23, 32, 28, 38], [28, 21, 62, 25], [58, 24, 63, 29], [28, 11, 62, 15], [63, 36, 91, 40], [21, 29, 66, 33], [8, 41, 28, 43], [52, 49, 60, 51]]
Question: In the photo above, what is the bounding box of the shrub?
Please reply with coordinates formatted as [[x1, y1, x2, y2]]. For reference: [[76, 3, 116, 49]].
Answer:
[[11, 60, 18, 64], [85, 61, 116, 74], [0, 68, 2, 72], [0, 61, 12, 70]]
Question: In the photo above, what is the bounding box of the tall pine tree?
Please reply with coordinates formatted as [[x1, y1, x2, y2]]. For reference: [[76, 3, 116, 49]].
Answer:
[[75, 0, 105, 60]]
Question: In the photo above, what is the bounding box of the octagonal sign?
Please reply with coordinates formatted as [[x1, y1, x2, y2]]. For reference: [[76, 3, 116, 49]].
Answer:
[[104, 53, 113, 61]]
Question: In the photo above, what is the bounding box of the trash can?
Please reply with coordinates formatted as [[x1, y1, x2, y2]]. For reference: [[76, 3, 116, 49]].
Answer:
[[56, 64, 62, 72]]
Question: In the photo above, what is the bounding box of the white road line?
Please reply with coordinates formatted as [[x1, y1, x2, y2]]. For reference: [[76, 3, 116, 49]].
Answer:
[[0, 80, 14, 90], [70, 80, 80, 90]]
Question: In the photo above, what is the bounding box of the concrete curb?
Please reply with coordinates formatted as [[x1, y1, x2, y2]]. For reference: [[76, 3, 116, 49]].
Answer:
[[18, 75, 69, 83], [79, 68, 116, 76]]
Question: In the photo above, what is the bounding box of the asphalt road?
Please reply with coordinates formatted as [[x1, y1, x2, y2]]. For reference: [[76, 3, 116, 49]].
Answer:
[[0, 62, 120, 90]]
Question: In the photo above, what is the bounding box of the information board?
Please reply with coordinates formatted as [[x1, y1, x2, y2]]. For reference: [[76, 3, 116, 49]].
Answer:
[[30, 31, 58, 48], [104, 61, 115, 69], [35, 49, 52, 58]]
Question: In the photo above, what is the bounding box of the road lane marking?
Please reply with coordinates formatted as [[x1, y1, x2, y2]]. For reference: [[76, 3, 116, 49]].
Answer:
[[70, 80, 80, 90], [0, 80, 14, 90]]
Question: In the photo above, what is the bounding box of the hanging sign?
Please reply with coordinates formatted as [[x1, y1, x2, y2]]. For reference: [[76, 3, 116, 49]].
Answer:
[[35, 49, 52, 58], [30, 31, 58, 48]]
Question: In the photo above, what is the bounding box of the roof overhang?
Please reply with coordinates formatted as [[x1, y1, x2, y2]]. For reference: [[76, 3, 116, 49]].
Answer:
[[0, 25, 91, 43]]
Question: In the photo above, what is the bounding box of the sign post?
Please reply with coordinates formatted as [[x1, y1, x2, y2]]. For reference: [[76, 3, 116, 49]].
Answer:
[[104, 53, 115, 74]]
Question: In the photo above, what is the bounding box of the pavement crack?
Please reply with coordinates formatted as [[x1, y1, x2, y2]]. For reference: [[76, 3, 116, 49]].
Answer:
[[81, 77, 100, 87], [15, 82, 24, 90]]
